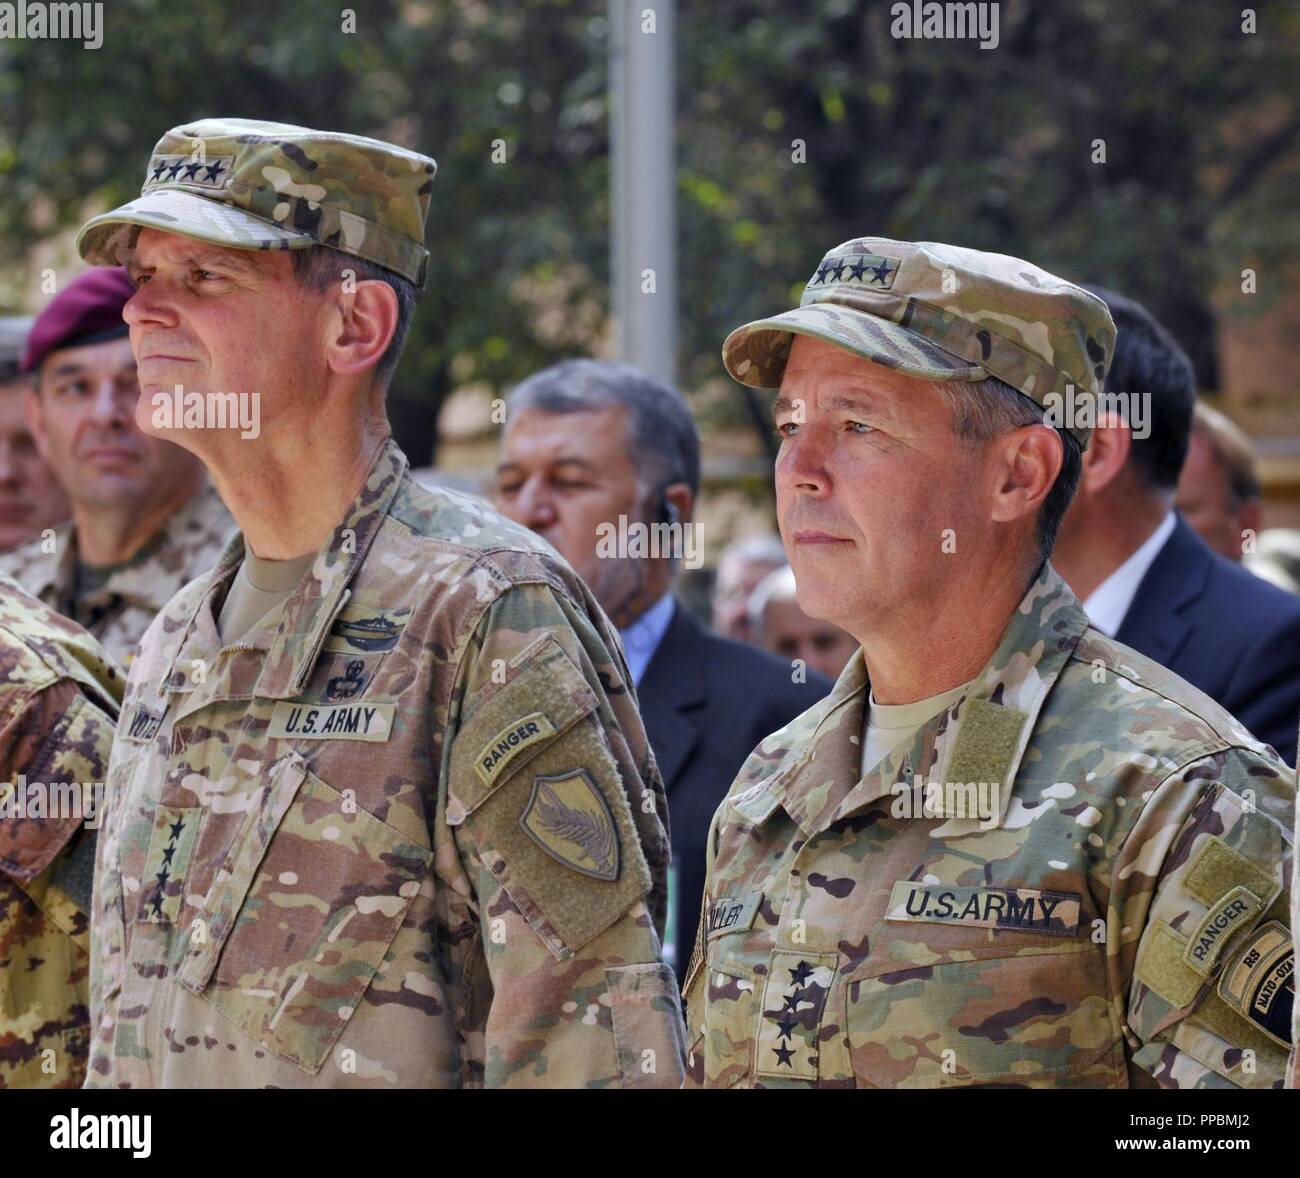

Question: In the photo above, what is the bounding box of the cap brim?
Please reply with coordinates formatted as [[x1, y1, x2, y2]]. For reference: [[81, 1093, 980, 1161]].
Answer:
[[722, 303, 986, 388], [76, 189, 315, 267]]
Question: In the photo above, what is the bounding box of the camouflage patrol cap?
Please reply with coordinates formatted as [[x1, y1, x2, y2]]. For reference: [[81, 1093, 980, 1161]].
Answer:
[[76, 118, 436, 288], [722, 237, 1116, 448]]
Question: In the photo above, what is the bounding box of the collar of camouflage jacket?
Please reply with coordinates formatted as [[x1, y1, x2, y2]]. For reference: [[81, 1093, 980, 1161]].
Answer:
[[18, 482, 226, 615], [728, 562, 1090, 840], [154, 439, 409, 703]]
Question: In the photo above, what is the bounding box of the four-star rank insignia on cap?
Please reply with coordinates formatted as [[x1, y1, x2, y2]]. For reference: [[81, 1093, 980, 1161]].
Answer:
[[809, 252, 901, 290], [519, 769, 620, 881], [144, 154, 234, 189]]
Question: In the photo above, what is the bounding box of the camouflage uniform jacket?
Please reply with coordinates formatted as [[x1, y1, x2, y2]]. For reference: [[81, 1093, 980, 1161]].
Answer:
[[88, 439, 684, 1088], [684, 563, 1296, 1088], [0, 574, 122, 1088], [0, 482, 234, 668]]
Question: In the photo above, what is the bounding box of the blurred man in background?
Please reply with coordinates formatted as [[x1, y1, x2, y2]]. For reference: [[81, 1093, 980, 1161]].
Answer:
[[496, 359, 830, 980], [1177, 401, 1262, 562], [749, 563, 857, 680], [0, 316, 69, 552], [0, 269, 233, 665], [711, 533, 787, 643], [1052, 285, 1300, 765]]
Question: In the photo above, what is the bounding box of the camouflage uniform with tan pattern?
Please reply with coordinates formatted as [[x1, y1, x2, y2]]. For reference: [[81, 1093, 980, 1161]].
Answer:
[[0, 482, 234, 668], [88, 441, 684, 1088], [0, 573, 122, 1087], [684, 565, 1295, 1088]]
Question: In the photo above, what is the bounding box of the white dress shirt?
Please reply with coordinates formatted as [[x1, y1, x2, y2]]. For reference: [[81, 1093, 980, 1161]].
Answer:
[[617, 592, 677, 687], [1082, 511, 1176, 638]]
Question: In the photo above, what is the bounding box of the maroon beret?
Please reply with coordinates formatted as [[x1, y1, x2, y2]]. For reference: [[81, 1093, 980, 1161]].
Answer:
[[22, 267, 137, 373]]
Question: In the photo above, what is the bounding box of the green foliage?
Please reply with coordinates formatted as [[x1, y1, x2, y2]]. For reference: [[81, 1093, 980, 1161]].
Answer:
[[1, 0, 1296, 461]]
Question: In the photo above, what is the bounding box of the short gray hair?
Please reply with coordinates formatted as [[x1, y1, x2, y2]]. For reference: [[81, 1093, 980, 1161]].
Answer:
[[934, 376, 1082, 562], [506, 359, 700, 499]]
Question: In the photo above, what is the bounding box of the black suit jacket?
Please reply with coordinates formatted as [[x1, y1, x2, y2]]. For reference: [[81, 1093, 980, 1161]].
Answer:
[[636, 602, 832, 984], [1114, 514, 1300, 765]]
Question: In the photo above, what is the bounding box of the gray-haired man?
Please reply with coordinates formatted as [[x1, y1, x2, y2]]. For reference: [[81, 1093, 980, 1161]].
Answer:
[[495, 359, 831, 981]]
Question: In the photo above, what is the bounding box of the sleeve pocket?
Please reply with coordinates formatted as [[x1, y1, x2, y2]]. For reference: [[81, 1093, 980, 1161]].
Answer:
[[448, 633, 651, 959]]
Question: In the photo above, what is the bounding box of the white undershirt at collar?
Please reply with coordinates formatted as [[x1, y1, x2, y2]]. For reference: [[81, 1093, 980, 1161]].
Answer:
[[1082, 511, 1176, 638]]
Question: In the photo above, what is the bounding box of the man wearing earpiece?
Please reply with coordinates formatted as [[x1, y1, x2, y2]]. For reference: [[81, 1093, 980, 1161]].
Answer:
[[495, 359, 831, 986]]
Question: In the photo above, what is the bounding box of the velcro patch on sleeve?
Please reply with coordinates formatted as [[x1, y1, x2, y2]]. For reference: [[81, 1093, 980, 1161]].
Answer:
[[1216, 920, 1295, 1048], [1182, 885, 1262, 977], [886, 880, 1079, 936], [1135, 921, 1205, 1009], [1184, 836, 1277, 910], [707, 892, 764, 940], [450, 634, 650, 957]]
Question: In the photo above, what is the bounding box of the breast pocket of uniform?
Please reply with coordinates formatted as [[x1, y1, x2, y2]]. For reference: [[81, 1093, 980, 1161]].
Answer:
[[447, 632, 651, 959], [845, 885, 1123, 1088], [175, 751, 432, 1075]]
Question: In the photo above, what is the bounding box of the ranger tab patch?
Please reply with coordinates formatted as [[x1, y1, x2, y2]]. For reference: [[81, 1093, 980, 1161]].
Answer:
[[519, 769, 620, 881], [887, 881, 1080, 937], [1217, 920, 1295, 1048], [1183, 885, 1262, 977], [475, 712, 557, 788]]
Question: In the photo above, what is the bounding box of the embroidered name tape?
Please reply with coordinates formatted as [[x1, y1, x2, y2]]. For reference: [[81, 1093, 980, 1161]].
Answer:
[[475, 712, 556, 788], [268, 701, 394, 742], [121, 705, 163, 743], [887, 881, 1080, 937], [1217, 920, 1295, 1048], [707, 892, 764, 940], [1183, 885, 1262, 977]]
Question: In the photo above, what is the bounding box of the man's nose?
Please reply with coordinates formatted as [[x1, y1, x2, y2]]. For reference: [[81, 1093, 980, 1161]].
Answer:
[[776, 426, 830, 495], [516, 480, 559, 529], [87, 378, 131, 428], [122, 278, 177, 330]]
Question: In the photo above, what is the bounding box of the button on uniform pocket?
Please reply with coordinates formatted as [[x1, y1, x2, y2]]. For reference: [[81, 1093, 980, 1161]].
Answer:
[[177, 753, 432, 1074]]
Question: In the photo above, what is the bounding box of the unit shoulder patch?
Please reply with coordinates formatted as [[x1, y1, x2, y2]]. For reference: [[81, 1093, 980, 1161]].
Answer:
[[1217, 920, 1294, 1048], [519, 769, 620, 881]]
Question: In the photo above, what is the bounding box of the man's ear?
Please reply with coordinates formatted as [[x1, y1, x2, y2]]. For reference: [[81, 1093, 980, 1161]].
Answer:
[[23, 382, 53, 463], [326, 278, 399, 380], [1078, 411, 1131, 495], [989, 423, 1061, 526], [663, 482, 694, 525]]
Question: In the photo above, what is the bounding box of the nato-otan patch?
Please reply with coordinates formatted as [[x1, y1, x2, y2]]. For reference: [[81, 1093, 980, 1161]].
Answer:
[[268, 701, 394, 742], [1217, 920, 1295, 1048], [887, 881, 1080, 937], [121, 704, 163, 743], [1183, 885, 1262, 977], [475, 712, 556, 789], [707, 892, 764, 940], [519, 769, 620, 881]]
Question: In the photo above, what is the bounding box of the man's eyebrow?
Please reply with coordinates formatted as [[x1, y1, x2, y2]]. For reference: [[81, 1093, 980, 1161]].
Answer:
[[771, 391, 886, 416], [130, 249, 259, 275]]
